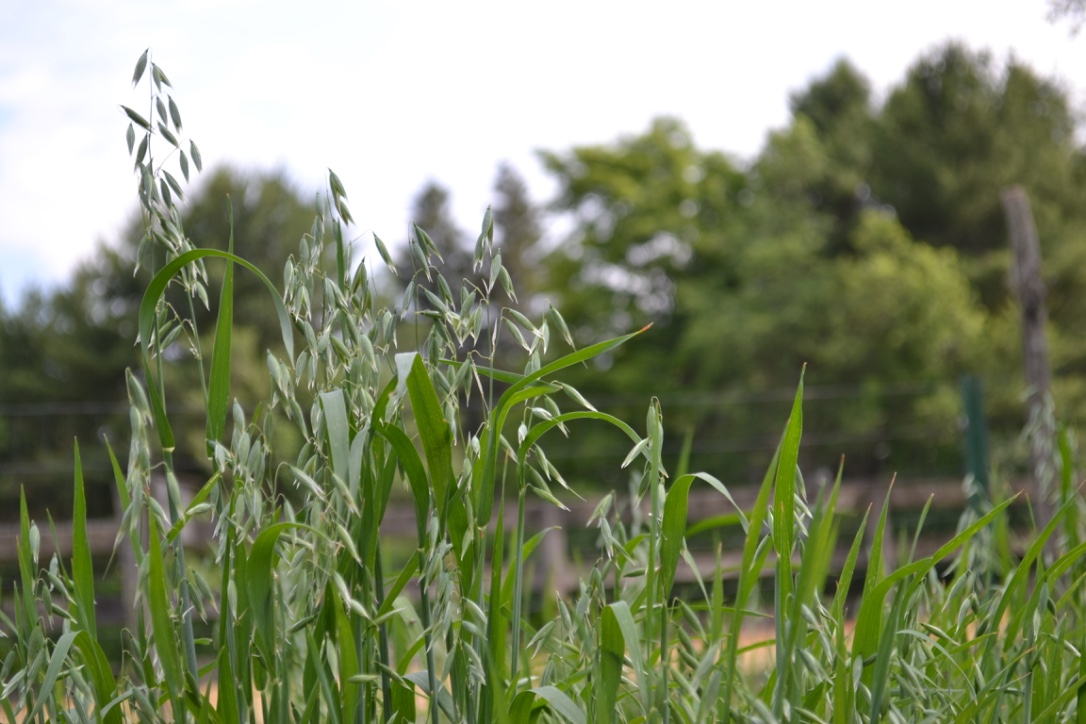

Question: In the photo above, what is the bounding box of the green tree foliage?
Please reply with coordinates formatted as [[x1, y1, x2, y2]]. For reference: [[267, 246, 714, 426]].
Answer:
[[786, 58, 876, 253], [0, 168, 319, 518], [871, 45, 1084, 301], [539, 46, 1084, 479], [9, 41, 1086, 511]]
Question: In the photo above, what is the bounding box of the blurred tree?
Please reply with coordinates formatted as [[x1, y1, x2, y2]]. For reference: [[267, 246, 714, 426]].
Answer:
[[870, 44, 1085, 305], [540, 112, 991, 481], [397, 181, 478, 310], [0, 167, 319, 518], [539, 117, 745, 342], [864, 44, 1086, 441], [492, 162, 544, 311], [786, 58, 877, 254]]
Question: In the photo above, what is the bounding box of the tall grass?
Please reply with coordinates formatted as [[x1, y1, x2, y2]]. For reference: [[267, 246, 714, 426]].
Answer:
[[5, 51, 1086, 723]]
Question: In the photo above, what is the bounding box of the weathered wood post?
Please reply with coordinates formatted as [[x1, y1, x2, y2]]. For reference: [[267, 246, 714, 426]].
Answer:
[[1002, 185, 1056, 540]]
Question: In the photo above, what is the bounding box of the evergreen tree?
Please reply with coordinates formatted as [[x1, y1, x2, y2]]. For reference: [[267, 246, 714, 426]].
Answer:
[[492, 162, 543, 311], [398, 181, 478, 309]]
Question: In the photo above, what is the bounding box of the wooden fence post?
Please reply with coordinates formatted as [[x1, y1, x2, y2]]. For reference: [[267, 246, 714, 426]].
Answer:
[[1002, 185, 1056, 541]]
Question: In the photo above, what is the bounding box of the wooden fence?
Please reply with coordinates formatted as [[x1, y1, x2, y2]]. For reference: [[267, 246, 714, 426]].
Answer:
[[0, 476, 1035, 625]]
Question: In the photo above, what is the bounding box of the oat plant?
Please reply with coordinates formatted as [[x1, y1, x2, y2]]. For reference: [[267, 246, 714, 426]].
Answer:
[[6, 50, 1086, 723]]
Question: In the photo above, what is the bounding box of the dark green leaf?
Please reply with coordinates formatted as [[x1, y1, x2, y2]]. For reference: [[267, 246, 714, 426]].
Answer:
[[70, 440, 96, 639], [163, 169, 183, 199], [132, 49, 149, 87], [532, 686, 586, 724], [246, 523, 299, 658], [146, 514, 186, 701], [597, 604, 625, 719], [17, 489, 36, 636], [168, 95, 182, 130], [190, 140, 203, 171], [206, 204, 234, 449], [328, 168, 346, 198], [319, 389, 350, 488], [373, 233, 394, 269], [158, 121, 179, 148], [152, 63, 171, 89], [376, 424, 430, 542], [135, 134, 148, 169], [139, 248, 296, 452], [121, 105, 151, 132], [24, 631, 79, 722], [72, 631, 123, 724]]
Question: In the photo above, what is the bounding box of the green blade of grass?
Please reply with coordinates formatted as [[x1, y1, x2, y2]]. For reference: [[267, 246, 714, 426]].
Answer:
[[608, 601, 646, 713], [794, 466, 841, 625], [70, 440, 96, 640], [856, 492, 1018, 693], [661, 475, 693, 602], [404, 671, 457, 721], [138, 248, 294, 452], [246, 522, 309, 661], [1005, 538, 1086, 646], [306, 630, 344, 724], [375, 424, 430, 542], [531, 685, 587, 724], [722, 443, 779, 724], [375, 552, 420, 621], [320, 389, 352, 493], [215, 647, 240, 724], [518, 411, 641, 463], [389, 679, 417, 723], [475, 326, 652, 525], [146, 513, 186, 705], [773, 367, 804, 567], [597, 602, 625, 723], [499, 526, 559, 605], [397, 352, 466, 556], [72, 630, 123, 724], [994, 491, 1073, 652], [476, 383, 560, 524], [206, 202, 235, 450], [510, 690, 539, 723], [16, 489, 36, 637], [853, 481, 894, 672], [334, 592, 360, 723], [830, 507, 869, 623], [24, 630, 78, 723], [772, 369, 804, 719]]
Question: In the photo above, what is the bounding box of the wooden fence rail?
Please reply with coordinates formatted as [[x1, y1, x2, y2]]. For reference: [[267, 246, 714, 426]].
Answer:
[[0, 476, 1035, 622]]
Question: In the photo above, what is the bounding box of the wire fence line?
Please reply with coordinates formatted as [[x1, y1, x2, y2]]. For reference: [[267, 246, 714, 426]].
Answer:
[[0, 379, 991, 482]]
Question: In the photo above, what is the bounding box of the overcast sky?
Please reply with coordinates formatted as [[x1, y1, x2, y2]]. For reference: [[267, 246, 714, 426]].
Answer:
[[2, 0, 1085, 306]]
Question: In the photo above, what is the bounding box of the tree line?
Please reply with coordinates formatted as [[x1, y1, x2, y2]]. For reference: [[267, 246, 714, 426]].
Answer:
[[3, 42, 1084, 518]]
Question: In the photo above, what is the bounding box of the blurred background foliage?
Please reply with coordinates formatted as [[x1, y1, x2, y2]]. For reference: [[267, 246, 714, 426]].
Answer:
[[4, 42, 1086, 518]]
